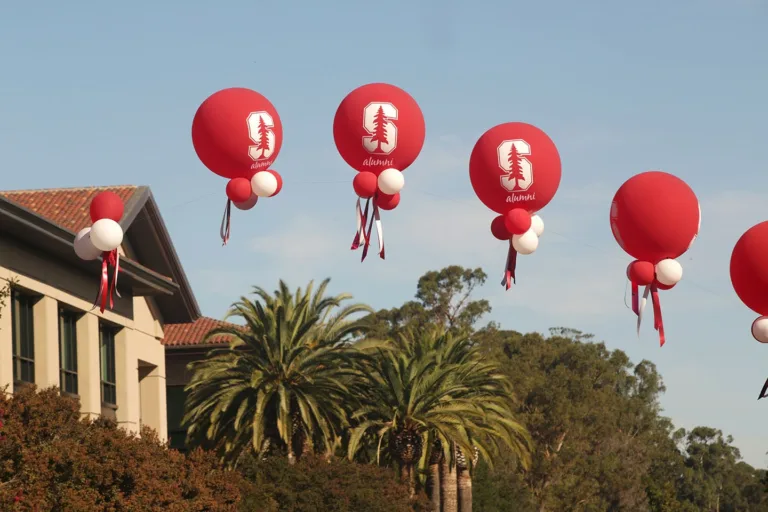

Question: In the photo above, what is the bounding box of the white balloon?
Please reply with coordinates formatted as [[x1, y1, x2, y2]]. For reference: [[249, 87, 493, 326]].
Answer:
[[512, 229, 539, 255], [530, 215, 544, 237], [90, 219, 124, 252], [73, 227, 102, 260], [234, 193, 259, 211], [251, 171, 278, 197], [377, 168, 404, 195], [752, 317, 768, 343], [655, 259, 683, 286]]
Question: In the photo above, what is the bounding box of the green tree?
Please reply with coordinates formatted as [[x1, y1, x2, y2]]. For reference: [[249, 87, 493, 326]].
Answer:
[[184, 279, 372, 467], [364, 265, 491, 339], [348, 327, 530, 508]]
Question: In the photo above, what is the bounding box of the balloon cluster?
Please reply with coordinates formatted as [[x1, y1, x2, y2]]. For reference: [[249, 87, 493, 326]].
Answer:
[[610, 171, 700, 346], [72, 191, 125, 313], [333, 83, 425, 261], [730, 222, 768, 344], [192, 87, 284, 245], [469, 122, 562, 289]]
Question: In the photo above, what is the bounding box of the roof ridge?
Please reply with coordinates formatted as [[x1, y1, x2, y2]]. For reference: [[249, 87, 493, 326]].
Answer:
[[1, 185, 139, 194]]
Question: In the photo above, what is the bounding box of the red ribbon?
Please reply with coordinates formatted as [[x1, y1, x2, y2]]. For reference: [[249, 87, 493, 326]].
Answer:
[[220, 199, 232, 246], [499, 242, 518, 290], [631, 281, 665, 347], [93, 250, 121, 314], [351, 196, 384, 261]]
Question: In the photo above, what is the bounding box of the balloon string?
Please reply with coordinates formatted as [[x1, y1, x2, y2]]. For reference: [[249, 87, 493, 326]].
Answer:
[[351, 198, 370, 251], [361, 200, 376, 262], [219, 200, 232, 246], [91, 249, 121, 314], [374, 202, 384, 260], [499, 242, 517, 290], [651, 284, 665, 347]]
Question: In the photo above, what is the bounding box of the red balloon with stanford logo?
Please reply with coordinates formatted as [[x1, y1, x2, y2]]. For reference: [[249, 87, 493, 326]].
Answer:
[[333, 83, 425, 175], [469, 122, 561, 215], [192, 87, 283, 180], [334, 83, 426, 263], [469, 122, 561, 292], [191, 87, 285, 246]]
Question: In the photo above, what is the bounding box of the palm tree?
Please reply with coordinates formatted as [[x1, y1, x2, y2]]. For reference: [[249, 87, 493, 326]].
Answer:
[[348, 327, 531, 505], [396, 327, 531, 512], [183, 279, 372, 467]]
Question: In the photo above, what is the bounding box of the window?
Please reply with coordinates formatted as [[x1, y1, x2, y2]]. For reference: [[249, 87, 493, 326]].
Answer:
[[166, 385, 188, 451], [99, 324, 117, 406], [58, 309, 79, 395], [11, 291, 35, 387]]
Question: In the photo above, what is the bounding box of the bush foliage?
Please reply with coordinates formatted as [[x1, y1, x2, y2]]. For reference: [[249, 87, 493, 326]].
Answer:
[[238, 455, 430, 512], [0, 386, 242, 511]]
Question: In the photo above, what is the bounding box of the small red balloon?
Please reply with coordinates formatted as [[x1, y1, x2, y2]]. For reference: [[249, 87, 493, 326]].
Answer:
[[731, 221, 768, 316], [333, 83, 425, 175], [226, 178, 252, 203], [192, 88, 283, 180], [90, 191, 124, 223], [504, 208, 532, 235], [610, 171, 700, 263], [628, 260, 655, 286], [267, 169, 283, 197], [377, 193, 400, 210], [490, 215, 510, 241], [353, 171, 378, 198], [469, 122, 561, 215]]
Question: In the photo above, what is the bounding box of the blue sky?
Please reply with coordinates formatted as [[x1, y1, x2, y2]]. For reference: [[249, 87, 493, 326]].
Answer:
[[2, 0, 768, 466]]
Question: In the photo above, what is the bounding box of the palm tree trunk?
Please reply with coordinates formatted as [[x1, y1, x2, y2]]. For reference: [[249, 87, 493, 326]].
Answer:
[[457, 466, 472, 512], [428, 460, 441, 511], [441, 458, 458, 512], [287, 450, 296, 465]]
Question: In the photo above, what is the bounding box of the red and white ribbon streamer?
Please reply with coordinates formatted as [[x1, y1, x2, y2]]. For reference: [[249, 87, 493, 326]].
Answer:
[[219, 200, 232, 246], [92, 250, 121, 314], [499, 242, 518, 290], [351, 198, 370, 251], [351, 197, 384, 261], [631, 281, 666, 347]]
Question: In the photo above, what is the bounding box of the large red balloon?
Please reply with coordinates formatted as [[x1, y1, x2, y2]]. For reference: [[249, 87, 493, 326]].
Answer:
[[730, 221, 768, 316], [192, 88, 283, 180], [469, 122, 561, 215], [610, 171, 700, 263], [333, 83, 425, 175], [90, 191, 124, 223]]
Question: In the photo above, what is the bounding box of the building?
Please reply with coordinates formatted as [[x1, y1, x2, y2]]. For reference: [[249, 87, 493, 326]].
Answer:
[[0, 186, 231, 449]]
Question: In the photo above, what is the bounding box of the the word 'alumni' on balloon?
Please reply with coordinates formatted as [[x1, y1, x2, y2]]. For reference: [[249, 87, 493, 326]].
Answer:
[[469, 122, 561, 289], [610, 171, 700, 347], [334, 82, 426, 261], [192, 87, 284, 245]]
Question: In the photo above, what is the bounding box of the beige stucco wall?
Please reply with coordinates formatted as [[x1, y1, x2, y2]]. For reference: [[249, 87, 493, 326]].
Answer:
[[0, 264, 168, 442]]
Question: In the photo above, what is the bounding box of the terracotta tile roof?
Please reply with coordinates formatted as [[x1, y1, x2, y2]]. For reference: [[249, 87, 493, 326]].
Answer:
[[0, 185, 137, 234], [163, 316, 245, 346]]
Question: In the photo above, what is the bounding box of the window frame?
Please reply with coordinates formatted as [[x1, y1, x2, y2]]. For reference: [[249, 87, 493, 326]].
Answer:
[[58, 307, 79, 396], [99, 323, 118, 407], [11, 290, 35, 388]]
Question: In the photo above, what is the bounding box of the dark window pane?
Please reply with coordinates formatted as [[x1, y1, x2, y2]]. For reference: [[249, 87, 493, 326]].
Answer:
[[166, 386, 187, 430], [58, 309, 79, 395], [99, 324, 117, 405], [12, 292, 35, 386]]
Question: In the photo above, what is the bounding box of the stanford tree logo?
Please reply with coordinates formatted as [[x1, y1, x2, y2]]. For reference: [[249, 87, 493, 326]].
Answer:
[[247, 111, 276, 169], [362, 102, 398, 155], [497, 139, 533, 192]]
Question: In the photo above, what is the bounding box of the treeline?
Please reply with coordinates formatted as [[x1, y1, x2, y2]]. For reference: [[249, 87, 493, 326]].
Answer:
[[0, 266, 765, 511]]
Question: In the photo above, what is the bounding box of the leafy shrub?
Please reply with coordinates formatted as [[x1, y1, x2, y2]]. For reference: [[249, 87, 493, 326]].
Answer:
[[238, 455, 430, 512], [0, 386, 242, 511]]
